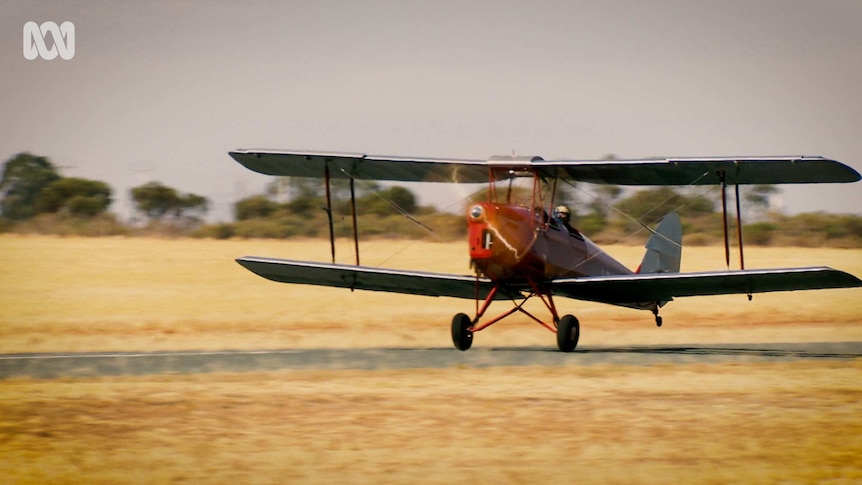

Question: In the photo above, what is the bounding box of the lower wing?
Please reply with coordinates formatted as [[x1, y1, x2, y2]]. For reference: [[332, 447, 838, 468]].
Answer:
[[550, 267, 861, 305], [237, 257, 860, 306], [236, 256, 503, 300]]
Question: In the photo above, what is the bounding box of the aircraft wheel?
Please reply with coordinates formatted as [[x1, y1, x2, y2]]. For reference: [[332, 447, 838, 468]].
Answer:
[[557, 314, 580, 353], [451, 313, 473, 351]]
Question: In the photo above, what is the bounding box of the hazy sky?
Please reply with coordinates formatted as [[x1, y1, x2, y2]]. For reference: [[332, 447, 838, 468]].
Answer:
[[3, 0, 861, 221]]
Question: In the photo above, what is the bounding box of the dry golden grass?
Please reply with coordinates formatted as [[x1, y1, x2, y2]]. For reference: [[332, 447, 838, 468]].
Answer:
[[1, 235, 860, 352], [2, 362, 861, 484], [2, 236, 861, 484]]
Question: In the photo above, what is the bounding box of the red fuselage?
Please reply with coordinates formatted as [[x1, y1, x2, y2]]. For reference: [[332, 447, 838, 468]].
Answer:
[[467, 202, 632, 283]]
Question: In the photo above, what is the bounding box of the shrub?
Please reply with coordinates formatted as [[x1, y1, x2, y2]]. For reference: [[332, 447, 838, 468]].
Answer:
[[744, 222, 778, 246]]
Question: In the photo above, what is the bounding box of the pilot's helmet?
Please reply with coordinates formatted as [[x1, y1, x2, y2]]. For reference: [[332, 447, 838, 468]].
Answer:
[[554, 205, 571, 222]]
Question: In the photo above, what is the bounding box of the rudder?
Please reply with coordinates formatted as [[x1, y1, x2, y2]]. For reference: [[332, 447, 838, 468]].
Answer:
[[638, 213, 682, 274]]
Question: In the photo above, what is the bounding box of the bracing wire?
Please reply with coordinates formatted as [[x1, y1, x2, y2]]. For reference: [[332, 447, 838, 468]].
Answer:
[[561, 170, 711, 245], [336, 168, 437, 234], [557, 170, 712, 271], [371, 188, 488, 268], [333, 167, 460, 267]]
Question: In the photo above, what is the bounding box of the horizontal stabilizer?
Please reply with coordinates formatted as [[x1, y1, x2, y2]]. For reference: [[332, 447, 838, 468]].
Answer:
[[550, 267, 861, 305], [236, 256, 504, 300]]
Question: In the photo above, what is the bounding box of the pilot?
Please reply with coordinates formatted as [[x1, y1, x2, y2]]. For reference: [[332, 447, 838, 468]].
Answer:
[[554, 205, 581, 238], [554, 205, 572, 225]]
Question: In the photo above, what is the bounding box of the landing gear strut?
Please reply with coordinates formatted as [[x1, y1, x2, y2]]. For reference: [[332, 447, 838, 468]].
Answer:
[[450, 278, 581, 352]]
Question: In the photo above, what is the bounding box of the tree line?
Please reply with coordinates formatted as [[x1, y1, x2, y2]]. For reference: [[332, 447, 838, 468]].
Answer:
[[2, 152, 861, 247], [0, 153, 208, 236]]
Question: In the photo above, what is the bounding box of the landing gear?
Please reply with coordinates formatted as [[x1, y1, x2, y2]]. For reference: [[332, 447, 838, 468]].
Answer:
[[556, 314, 580, 352], [451, 313, 473, 351], [453, 278, 579, 352], [652, 307, 663, 327]]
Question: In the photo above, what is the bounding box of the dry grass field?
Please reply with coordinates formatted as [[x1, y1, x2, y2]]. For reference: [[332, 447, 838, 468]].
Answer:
[[2, 364, 862, 484], [1, 236, 860, 352], [1, 236, 861, 483]]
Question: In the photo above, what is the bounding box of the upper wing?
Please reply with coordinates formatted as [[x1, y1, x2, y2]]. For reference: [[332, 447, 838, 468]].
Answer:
[[550, 267, 862, 305], [230, 149, 860, 186], [229, 149, 491, 183], [538, 156, 861, 185], [236, 256, 506, 300]]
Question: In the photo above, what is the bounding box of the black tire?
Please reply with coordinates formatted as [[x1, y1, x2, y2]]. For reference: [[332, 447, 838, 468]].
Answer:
[[556, 314, 580, 352], [451, 313, 473, 351]]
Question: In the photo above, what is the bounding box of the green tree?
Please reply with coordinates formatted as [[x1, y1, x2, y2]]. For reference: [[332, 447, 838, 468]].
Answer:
[[131, 182, 180, 219], [360, 186, 418, 216], [616, 187, 714, 225], [131, 181, 208, 223], [235, 195, 280, 220], [744, 184, 780, 220], [35, 177, 112, 218], [593, 185, 623, 214], [0, 153, 61, 220], [178, 193, 209, 226], [744, 184, 779, 209], [283, 177, 324, 216]]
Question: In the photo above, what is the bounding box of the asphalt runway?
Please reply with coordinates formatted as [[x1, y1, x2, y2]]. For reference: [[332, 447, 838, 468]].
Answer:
[[1, 342, 860, 379]]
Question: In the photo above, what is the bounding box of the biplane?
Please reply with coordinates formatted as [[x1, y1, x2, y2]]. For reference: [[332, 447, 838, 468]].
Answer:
[[229, 149, 861, 352]]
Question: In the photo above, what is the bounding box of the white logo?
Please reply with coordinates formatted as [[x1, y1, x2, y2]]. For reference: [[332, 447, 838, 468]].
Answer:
[[23, 21, 75, 60]]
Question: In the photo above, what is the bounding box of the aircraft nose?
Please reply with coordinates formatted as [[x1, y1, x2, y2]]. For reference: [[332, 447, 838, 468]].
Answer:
[[468, 203, 494, 260]]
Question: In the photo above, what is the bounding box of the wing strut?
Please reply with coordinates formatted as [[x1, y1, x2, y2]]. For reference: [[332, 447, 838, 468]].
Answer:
[[720, 171, 730, 269], [719, 170, 750, 296], [734, 183, 752, 300], [350, 177, 360, 266], [735, 184, 745, 270], [324, 161, 335, 263]]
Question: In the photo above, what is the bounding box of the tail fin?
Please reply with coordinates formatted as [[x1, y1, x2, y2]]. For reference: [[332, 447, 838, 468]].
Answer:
[[638, 213, 682, 274]]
